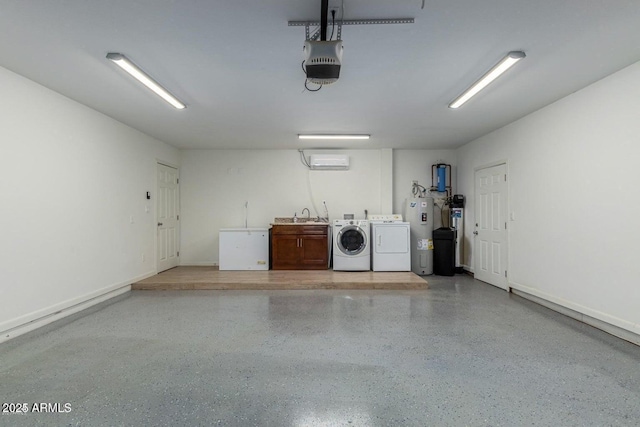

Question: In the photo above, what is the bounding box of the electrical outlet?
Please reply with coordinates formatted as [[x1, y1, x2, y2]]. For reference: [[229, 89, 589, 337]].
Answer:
[[328, 2, 342, 12]]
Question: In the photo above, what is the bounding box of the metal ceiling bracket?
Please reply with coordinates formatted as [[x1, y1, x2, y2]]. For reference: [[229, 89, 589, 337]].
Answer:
[[309, 28, 321, 41], [293, 18, 412, 41], [289, 18, 414, 26], [306, 25, 338, 41]]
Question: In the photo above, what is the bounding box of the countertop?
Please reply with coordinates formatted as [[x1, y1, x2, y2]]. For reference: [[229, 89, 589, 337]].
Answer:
[[270, 222, 330, 226]]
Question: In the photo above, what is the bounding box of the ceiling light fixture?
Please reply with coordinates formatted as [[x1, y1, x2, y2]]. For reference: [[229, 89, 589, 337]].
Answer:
[[449, 51, 526, 109], [298, 134, 370, 140], [106, 53, 186, 110]]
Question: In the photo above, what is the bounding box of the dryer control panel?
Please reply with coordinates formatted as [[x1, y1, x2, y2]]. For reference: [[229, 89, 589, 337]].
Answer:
[[369, 214, 403, 222]]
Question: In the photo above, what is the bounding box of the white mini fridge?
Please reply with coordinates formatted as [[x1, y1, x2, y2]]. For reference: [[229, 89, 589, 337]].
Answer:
[[219, 228, 269, 270]]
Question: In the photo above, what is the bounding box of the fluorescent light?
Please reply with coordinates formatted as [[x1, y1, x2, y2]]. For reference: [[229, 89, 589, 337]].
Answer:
[[298, 134, 370, 140], [106, 53, 186, 110], [449, 51, 526, 109]]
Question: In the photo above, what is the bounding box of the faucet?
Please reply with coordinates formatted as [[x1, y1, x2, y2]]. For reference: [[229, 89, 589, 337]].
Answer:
[[301, 208, 310, 219]]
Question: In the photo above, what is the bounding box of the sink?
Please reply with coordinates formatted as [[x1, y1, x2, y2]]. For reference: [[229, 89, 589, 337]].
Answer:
[[273, 217, 327, 224]]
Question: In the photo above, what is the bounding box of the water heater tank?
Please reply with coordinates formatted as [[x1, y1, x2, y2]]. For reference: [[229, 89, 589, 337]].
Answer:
[[404, 197, 434, 275]]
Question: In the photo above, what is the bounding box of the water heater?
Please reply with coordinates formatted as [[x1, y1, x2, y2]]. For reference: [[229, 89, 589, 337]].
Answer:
[[404, 197, 434, 275]]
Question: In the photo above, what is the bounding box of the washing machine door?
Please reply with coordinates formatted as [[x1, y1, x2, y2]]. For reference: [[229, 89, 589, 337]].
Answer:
[[337, 225, 367, 255]]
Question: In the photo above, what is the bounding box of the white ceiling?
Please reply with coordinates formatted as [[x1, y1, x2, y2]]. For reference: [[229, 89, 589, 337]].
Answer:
[[2, 1, 640, 150]]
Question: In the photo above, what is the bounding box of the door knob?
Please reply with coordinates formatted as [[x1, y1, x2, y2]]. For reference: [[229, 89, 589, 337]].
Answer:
[[158, 222, 163, 226], [473, 231, 478, 235]]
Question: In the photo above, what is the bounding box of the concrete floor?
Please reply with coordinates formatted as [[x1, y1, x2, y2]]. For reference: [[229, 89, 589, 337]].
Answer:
[[1, 275, 639, 426]]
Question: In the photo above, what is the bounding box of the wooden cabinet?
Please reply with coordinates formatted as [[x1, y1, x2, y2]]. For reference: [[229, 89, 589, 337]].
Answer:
[[271, 225, 329, 270]]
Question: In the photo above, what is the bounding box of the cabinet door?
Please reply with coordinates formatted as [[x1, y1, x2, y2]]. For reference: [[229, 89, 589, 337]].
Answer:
[[300, 235, 328, 268], [272, 235, 300, 269]]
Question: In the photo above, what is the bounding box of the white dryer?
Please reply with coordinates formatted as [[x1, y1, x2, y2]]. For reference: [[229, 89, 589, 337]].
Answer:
[[369, 215, 411, 271], [333, 219, 371, 271]]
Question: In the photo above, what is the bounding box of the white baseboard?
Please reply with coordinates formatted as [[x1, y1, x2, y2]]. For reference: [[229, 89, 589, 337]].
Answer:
[[180, 262, 218, 267], [510, 282, 640, 346], [0, 270, 156, 344]]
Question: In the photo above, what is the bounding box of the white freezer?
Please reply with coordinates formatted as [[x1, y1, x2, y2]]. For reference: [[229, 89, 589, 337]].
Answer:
[[219, 228, 269, 270]]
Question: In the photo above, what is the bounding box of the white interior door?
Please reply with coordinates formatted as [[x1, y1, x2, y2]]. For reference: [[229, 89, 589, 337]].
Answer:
[[474, 163, 508, 290], [157, 163, 180, 272]]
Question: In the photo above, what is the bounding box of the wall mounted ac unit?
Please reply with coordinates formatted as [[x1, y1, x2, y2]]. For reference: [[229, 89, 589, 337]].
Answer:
[[309, 154, 350, 170]]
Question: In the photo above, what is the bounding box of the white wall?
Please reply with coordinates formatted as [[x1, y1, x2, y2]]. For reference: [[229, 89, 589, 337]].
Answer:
[[393, 150, 457, 228], [180, 149, 391, 265], [457, 61, 640, 336], [0, 66, 180, 339]]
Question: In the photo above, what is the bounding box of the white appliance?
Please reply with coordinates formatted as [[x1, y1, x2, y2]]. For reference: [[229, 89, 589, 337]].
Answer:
[[304, 40, 343, 85], [219, 228, 269, 270], [309, 154, 350, 170], [332, 219, 370, 271], [369, 215, 411, 272]]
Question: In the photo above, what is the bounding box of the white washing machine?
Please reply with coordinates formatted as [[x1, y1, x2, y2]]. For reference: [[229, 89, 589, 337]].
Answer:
[[333, 219, 371, 271], [369, 215, 411, 272]]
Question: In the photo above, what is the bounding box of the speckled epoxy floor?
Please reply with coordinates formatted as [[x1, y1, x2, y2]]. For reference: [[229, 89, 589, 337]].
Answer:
[[1, 275, 639, 426]]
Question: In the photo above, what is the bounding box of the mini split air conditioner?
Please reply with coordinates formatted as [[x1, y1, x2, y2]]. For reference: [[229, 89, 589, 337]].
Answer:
[[309, 154, 350, 170]]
